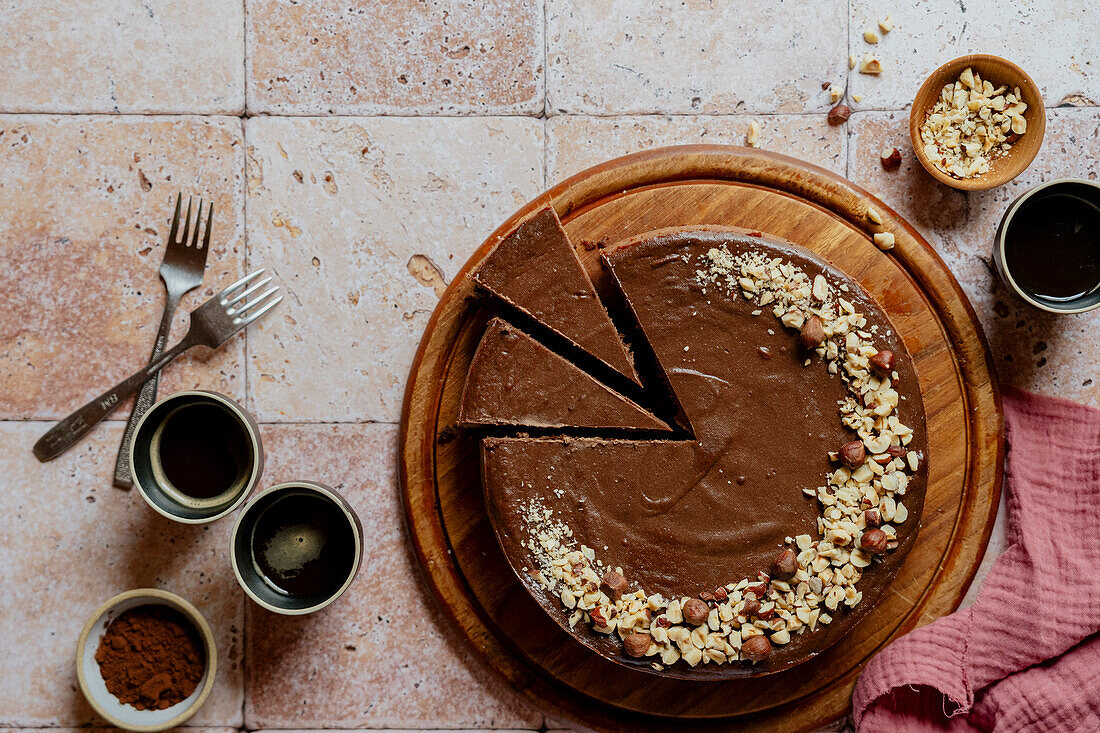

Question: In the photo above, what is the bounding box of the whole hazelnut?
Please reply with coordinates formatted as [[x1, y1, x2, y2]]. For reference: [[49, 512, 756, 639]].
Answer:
[[869, 350, 895, 376], [827, 104, 851, 126], [682, 598, 710, 626], [741, 634, 772, 662], [741, 597, 762, 616], [860, 528, 889, 554], [864, 508, 882, 527], [713, 586, 728, 602], [839, 440, 866, 468], [771, 548, 799, 579], [623, 633, 653, 658], [880, 146, 902, 171], [600, 570, 628, 601], [800, 315, 826, 349]]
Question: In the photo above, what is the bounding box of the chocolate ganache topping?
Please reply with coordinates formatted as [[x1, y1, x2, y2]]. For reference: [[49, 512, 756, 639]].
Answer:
[[474, 226, 927, 675]]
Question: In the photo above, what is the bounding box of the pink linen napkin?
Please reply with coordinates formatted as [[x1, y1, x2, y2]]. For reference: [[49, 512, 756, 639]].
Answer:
[[853, 387, 1100, 732]]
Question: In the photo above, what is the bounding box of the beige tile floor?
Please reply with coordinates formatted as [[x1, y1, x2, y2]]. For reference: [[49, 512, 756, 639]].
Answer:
[[1, 1, 1097, 731]]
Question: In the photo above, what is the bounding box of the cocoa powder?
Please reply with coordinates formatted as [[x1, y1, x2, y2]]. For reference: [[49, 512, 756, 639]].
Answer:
[[94, 605, 205, 710]]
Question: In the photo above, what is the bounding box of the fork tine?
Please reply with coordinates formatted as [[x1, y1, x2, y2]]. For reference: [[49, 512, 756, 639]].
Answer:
[[238, 294, 283, 326], [166, 193, 183, 244], [189, 198, 204, 248], [219, 269, 266, 300], [230, 286, 280, 317], [178, 197, 193, 245], [201, 201, 214, 251], [225, 276, 273, 307]]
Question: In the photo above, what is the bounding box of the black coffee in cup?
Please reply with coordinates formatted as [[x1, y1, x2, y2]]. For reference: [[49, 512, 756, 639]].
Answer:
[[157, 402, 251, 499], [232, 481, 362, 614], [996, 180, 1100, 313], [250, 489, 356, 598], [131, 391, 263, 524]]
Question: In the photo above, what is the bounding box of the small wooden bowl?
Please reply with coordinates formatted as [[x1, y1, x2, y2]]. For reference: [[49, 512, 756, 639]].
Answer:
[[909, 54, 1045, 191]]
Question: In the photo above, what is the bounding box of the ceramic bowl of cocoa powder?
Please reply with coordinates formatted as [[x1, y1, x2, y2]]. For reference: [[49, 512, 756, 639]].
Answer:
[[76, 588, 216, 731]]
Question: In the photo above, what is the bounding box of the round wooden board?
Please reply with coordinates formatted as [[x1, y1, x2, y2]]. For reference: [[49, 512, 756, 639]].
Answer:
[[400, 147, 1004, 731]]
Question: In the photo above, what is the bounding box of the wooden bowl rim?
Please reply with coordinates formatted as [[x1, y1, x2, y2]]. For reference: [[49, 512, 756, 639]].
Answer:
[[909, 53, 1046, 191]]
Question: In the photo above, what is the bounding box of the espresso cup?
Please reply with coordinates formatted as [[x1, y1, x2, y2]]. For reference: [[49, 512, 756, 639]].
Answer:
[[994, 178, 1100, 314], [231, 481, 363, 615], [130, 391, 263, 524]]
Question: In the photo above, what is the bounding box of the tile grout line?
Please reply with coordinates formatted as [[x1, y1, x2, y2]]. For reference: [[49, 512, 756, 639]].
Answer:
[[0, 106, 1095, 120], [845, 0, 851, 180], [543, 0, 550, 119], [242, 0, 251, 118], [240, 14, 251, 712], [542, 0, 550, 192]]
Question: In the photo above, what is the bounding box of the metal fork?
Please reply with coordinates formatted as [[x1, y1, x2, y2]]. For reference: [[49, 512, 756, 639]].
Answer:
[[33, 270, 281, 462], [113, 193, 212, 489]]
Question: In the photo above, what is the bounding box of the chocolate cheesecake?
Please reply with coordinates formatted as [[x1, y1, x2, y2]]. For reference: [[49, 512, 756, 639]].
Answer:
[[473, 225, 927, 676], [471, 206, 641, 385], [459, 318, 670, 432]]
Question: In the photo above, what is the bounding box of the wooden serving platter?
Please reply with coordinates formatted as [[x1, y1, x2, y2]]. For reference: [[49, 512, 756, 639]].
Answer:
[[400, 147, 1004, 731]]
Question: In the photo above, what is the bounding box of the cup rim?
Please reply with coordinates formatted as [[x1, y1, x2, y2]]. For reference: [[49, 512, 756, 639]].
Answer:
[[75, 588, 217, 731], [230, 480, 363, 615], [995, 177, 1100, 314], [130, 390, 262, 524]]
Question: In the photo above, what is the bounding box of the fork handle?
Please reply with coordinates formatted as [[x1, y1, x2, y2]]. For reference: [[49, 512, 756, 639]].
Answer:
[[111, 294, 180, 488], [33, 336, 195, 463]]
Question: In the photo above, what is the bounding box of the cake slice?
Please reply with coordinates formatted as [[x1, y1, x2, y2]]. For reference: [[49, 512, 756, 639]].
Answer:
[[471, 206, 641, 384], [459, 319, 669, 432]]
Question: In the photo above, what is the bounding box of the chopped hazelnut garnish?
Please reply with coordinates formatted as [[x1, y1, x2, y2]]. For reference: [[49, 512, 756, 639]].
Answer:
[[873, 232, 896, 250], [746, 120, 761, 148], [919, 66, 1027, 179], [860, 55, 883, 75]]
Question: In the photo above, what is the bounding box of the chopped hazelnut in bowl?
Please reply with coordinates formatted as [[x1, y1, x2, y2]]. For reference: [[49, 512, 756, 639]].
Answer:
[[909, 54, 1045, 191]]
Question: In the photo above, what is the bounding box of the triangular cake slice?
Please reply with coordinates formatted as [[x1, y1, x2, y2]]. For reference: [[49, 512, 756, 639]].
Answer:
[[471, 206, 641, 384], [459, 319, 670, 432]]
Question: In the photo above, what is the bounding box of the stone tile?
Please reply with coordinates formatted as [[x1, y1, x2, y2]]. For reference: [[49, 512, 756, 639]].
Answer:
[[547, 0, 847, 114], [0, 423, 244, 725], [0, 2, 244, 114], [246, 0, 544, 115], [0, 726, 236, 730], [849, 108, 1099, 407], [848, 1, 1100, 109], [244, 423, 543, 729], [0, 729, 236, 733], [0, 116, 248, 421], [245, 116, 542, 423], [545, 114, 847, 184], [846, 110, 968, 242], [955, 107, 1100, 407]]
